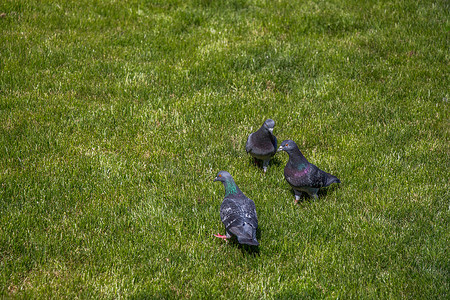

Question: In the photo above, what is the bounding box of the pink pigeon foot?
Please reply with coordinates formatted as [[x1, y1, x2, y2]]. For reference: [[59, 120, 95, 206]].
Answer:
[[214, 233, 228, 241]]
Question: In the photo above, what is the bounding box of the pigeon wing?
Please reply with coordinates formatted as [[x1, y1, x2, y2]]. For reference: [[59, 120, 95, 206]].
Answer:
[[307, 164, 341, 187], [220, 197, 258, 244], [285, 163, 320, 188], [242, 197, 258, 228], [245, 133, 253, 153], [220, 198, 245, 231], [286, 162, 340, 189], [271, 133, 277, 152], [220, 197, 257, 228]]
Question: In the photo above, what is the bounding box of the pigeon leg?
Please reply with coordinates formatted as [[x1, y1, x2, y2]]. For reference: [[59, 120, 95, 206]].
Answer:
[[293, 189, 303, 203], [214, 233, 228, 241], [262, 160, 269, 173], [306, 188, 319, 200]]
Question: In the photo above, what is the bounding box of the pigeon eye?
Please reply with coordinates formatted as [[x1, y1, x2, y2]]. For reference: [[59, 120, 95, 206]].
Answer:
[[285, 143, 288, 146], [218, 174, 222, 177]]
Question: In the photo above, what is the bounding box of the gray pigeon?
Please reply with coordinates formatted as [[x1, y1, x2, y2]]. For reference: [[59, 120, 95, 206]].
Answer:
[[213, 171, 259, 246], [278, 140, 340, 202], [245, 119, 277, 173]]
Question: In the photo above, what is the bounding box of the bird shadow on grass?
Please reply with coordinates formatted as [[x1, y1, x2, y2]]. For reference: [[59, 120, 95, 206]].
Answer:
[[219, 238, 260, 256], [289, 184, 341, 203], [269, 156, 283, 168], [219, 230, 261, 256], [320, 183, 341, 198], [289, 190, 312, 204], [248, 157, 262, 169], [247, 156, 283, 171], [238, 244, 260, 256]]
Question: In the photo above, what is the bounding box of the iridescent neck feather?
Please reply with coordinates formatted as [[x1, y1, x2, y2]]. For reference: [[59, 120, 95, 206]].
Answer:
[[224, 179, 239, 197]]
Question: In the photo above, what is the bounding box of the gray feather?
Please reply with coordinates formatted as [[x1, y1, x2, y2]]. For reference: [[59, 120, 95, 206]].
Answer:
[[246, 119, 277, 172], [214, 171, 259, 246], [278, 140, 340, 199]]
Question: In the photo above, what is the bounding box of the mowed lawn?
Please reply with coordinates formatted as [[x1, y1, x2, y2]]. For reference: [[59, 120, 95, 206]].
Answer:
[[1, 0, 448, 298]]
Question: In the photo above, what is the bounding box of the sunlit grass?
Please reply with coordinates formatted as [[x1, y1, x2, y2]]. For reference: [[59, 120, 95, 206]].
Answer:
[[1, 0, 448, 298]]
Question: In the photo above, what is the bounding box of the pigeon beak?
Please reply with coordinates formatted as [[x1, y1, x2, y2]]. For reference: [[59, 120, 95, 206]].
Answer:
[[213, 177, 218, 182], [268, 128, 274, 133], [277, 146, 283, 152]]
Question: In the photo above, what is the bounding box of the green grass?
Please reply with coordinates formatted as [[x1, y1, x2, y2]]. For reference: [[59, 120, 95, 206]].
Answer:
[[1, 0, 448, 298]]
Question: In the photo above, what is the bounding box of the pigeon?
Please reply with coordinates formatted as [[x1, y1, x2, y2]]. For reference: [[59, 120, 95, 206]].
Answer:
[[213, 171, 259, 246], [245, 119, 277, 173], [277, 140, 340, 202]]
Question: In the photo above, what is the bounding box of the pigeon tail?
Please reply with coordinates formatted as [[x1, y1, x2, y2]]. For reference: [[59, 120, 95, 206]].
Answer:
[[237, 237, 259, 246], [325, 175, 341, 187], [229, 223, 258, 246]]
